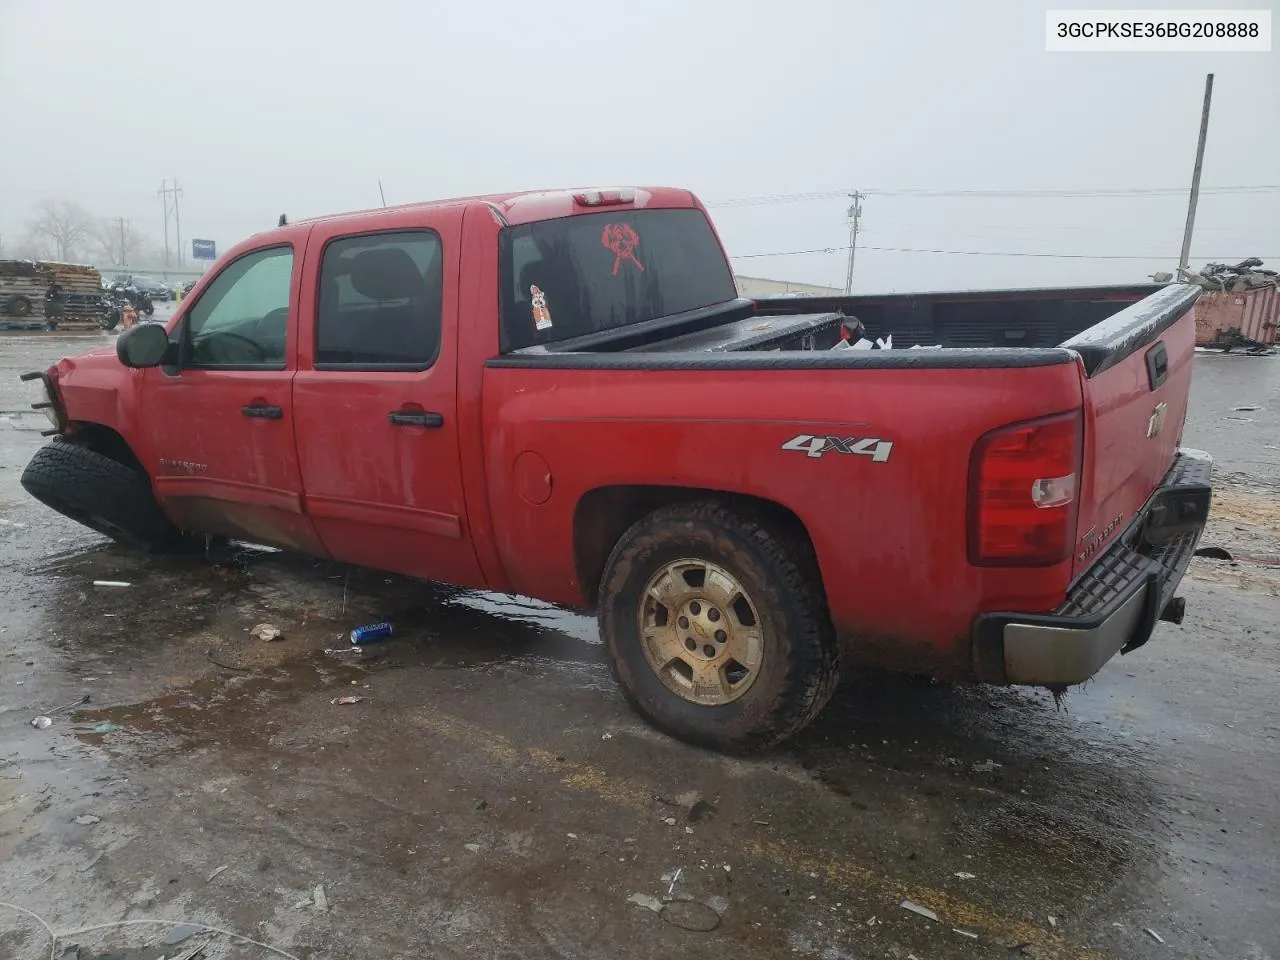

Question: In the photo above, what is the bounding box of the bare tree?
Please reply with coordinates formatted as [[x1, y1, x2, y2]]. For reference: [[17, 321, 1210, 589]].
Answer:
[[91, 218, 151, 268], [25, 199, 94, 262], [14, 231, 53, 261]]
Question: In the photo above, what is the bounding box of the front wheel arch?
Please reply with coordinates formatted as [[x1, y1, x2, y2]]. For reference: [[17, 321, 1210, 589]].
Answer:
[[68, 422, 147, 474]]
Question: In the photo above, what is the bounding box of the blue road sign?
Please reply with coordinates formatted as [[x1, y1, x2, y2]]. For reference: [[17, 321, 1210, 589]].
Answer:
[[191, 239, 217, 261]]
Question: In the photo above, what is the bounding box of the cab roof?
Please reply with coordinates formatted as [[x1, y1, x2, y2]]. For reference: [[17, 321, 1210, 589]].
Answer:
[[288, 186, 700, 232]]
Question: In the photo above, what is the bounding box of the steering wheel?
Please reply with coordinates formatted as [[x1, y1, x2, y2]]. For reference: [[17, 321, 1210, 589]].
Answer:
[[203, 331, 267, 362]]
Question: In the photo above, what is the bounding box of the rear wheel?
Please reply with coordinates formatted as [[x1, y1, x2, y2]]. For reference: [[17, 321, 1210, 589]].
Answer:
[[5, 294, 33, 317], [599, 502, 838, 753], [21, 438, 186, 551]]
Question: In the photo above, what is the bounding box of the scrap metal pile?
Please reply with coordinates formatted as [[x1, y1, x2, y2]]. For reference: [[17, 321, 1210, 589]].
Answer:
[[1183, 257, 1279, 292], [1183, 258, 1278, 353]]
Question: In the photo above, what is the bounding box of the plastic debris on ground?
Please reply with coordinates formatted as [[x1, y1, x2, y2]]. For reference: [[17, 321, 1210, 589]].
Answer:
[[90, 722, 121, 734], [312, 884, 329, 912], [32, 693, 91, 728], [465, 843, 481, 853], [330, 696, 364, 705], [953, 928, 979, 939], [249, 623, 283, 642], [1145, 928, 1166, 944], [971, 759, 1002, 773], [74, 815, 100, 825], [206, 864, 229, 882], [92, 580, 131, 588], [954, 871, 976, 880], [160, 923, 203, 946], [627, 893, 663, 913], [900, 899, 939, 922]]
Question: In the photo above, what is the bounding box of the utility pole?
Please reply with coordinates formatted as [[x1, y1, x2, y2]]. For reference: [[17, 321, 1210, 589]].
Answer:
[[158, 178, 184, 269], [1178, 74, 1214, 278], [843, 191, 864, 295]]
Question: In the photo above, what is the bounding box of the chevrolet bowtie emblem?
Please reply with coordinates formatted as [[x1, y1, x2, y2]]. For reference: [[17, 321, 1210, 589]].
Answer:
[[1147, 402, 1168, 439]]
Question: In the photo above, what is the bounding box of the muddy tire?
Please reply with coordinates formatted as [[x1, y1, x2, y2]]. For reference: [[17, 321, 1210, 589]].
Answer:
[[5, 294, 33, 317], [20, 438, 185, 551], [599, 502, 838, 753]]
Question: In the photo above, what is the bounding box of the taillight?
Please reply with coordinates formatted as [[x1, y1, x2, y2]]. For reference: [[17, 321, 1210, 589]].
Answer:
[[968, 410, 1082, 566], [574, 188, 636, 207]]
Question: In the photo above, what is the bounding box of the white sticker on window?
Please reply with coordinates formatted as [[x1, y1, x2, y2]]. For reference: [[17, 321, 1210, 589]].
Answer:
[[531, 284, 553, 330]]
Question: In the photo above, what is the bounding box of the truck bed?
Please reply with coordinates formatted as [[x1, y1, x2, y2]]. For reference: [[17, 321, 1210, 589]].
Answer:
[[511, 284, 1170, 359], [750, 283, 1164, 351]]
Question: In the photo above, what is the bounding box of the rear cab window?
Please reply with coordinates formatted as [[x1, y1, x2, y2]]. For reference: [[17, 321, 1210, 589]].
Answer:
[[498, 208, 736, 352]]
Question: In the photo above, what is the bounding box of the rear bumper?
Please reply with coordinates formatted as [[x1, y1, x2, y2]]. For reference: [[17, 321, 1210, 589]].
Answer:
[[973, 448, 1213, 686]]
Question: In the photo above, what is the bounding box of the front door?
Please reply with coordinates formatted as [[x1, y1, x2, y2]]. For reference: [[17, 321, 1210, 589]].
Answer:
[[291, 211, 482, 587], [143, 235, 326, 555]]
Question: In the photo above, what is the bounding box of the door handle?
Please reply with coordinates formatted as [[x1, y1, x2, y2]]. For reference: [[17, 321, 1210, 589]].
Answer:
[[1145, 342, 1169, 390], [387, 410, 444, 428], [241, 403, 284, 420]]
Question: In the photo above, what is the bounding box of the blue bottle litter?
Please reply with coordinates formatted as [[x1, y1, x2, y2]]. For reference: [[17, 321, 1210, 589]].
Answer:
[[350, 622, 394, 646]]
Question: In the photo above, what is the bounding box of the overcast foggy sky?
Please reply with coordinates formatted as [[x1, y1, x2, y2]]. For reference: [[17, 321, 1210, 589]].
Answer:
[[1, 0, 1276, 292]]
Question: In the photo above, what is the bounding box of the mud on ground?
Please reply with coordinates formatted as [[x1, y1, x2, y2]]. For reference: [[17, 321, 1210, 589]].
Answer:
[[1, 332, 1277, 960]]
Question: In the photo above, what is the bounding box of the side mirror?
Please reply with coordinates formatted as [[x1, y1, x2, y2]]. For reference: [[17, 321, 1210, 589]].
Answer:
[[116, 323, 171, 368]]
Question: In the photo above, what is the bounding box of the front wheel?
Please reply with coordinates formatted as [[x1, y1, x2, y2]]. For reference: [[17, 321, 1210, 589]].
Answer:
[[20, 438, 186, 551], [599, 502, 838, 753]]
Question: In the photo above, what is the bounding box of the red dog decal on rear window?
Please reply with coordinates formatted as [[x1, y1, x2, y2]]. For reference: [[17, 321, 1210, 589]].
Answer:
[[601, 223, 645, 275]]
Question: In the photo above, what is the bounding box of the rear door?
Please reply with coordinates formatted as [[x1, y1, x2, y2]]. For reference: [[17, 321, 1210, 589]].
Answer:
[[292, 209, 483, 587], [143, 231, 327, 554], [1063, 284, 1202, 579]]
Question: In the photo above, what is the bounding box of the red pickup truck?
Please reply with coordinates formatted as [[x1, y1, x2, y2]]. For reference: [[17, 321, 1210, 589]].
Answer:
[[20, 186, 1213, 752]]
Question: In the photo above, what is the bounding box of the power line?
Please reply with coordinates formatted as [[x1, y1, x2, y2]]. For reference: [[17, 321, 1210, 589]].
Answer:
[[730, 244, 1278, 261], [709, 184, 1280, 208]]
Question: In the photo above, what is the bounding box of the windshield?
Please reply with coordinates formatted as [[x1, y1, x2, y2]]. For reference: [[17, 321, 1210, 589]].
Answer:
[[498, 207, 736, 352]]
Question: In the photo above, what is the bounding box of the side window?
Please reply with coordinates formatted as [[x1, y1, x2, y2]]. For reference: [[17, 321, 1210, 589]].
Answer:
[[316, 230, 443, 369], [187, 246, 293, 367]]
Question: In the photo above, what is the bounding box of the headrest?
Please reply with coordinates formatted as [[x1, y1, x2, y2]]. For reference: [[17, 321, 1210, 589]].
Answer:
[[348, 248, 423, 301]]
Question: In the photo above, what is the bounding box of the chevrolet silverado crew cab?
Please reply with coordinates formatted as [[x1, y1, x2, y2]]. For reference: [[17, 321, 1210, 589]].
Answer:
[[20, 186, 1213, 752]]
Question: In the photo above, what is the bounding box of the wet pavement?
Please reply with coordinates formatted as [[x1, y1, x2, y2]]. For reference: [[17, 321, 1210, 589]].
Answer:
[[1, 326, 1277, 960]]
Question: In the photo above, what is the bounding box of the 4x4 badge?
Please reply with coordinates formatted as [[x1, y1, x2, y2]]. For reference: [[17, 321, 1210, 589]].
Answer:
[[781, 434, 893, 462]]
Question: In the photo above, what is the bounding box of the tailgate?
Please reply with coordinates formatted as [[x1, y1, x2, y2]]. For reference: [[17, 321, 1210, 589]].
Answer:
[[1061, 284, 1202, 583]]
